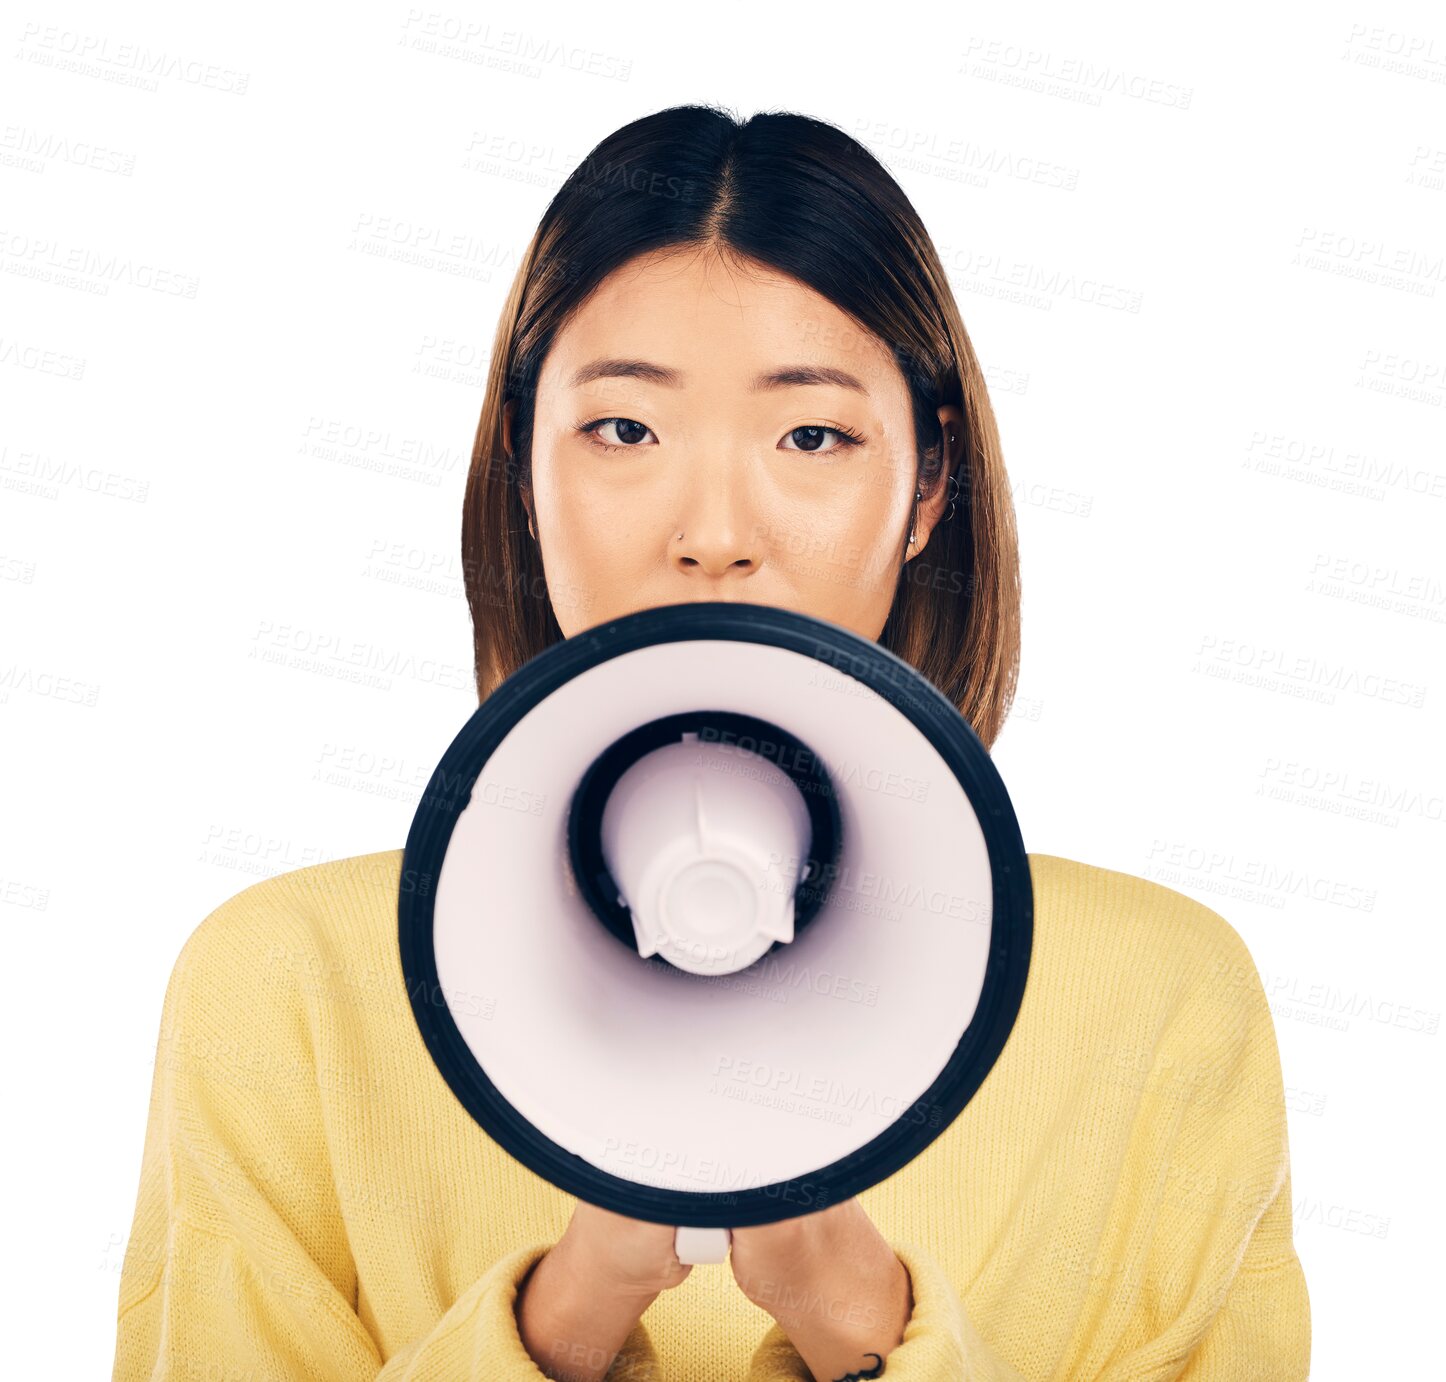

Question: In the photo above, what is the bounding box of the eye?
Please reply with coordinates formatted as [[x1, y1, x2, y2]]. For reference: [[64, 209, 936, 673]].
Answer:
[[780, 425, 865, 454], [577, 417, 657, 452], [575, 418, 867, 455]]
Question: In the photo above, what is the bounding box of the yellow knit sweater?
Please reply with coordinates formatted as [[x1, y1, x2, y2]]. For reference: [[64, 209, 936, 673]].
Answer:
[[112, 849, 1310, 1380]]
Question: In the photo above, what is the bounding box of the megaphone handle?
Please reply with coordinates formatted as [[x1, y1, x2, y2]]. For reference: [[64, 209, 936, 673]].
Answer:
[[674, 1225, 732, 1264]]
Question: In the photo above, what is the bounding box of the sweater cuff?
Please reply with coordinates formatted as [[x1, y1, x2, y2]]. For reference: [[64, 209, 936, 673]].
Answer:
[[463, 1242, 663, 1381]]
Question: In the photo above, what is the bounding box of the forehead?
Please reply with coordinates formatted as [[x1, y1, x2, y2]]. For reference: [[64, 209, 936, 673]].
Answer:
[[539, 246, 903, 393]]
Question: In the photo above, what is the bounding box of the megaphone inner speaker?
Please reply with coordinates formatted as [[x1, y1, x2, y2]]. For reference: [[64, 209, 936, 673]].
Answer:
[[567, 709, 843, 976]]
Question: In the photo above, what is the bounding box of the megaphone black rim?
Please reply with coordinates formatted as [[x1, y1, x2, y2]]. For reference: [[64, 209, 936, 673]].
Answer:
[[399, 601, 1033, 1228]]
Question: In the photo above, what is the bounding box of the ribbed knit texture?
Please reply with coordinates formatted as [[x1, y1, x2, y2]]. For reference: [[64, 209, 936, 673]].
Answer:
[[112, 850, 1309, 1380]]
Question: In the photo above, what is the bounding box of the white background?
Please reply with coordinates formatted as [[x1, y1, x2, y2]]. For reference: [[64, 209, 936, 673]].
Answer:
[[3, 0, 1442, 1373]]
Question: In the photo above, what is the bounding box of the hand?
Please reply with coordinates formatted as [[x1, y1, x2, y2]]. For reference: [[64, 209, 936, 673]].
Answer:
[[729, 1199, 912, 1381], [558, 1200, 695, 1300], [516, 1203, 693, 1381]]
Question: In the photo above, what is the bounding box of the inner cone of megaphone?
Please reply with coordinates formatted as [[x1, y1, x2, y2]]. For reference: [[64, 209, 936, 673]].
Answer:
[[599, 729, 814, 976]]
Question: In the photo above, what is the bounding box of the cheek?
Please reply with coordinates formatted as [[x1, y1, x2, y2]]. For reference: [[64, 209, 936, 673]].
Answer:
[[535, 464, 649, 568], [795, 464, 908, 551], [767, 505, 902, 598], [766, 452, 903, 535]]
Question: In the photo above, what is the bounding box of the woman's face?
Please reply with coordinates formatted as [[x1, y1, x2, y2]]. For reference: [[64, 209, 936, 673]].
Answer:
[[514, 244, 961, 641]]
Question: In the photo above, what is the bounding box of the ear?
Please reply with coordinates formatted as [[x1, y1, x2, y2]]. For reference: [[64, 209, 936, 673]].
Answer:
[[904, 404, 964, 563], [520, 486, 537, 542], [502, 399, 538, 541], [502, 398, 517, 464]]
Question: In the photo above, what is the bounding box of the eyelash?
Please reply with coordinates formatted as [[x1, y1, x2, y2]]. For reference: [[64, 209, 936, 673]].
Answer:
[[575, 417, 866, 455]]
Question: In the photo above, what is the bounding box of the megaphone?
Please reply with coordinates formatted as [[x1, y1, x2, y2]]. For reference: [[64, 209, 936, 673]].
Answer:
[[399, 601, 1031, 1265]]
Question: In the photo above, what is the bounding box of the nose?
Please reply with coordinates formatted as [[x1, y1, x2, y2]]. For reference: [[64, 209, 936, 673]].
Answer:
[[671, 474, 762, 580]]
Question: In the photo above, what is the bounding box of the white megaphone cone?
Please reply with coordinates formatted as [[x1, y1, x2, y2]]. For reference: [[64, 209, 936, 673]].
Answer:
[[399, 602, 1033, 1274]]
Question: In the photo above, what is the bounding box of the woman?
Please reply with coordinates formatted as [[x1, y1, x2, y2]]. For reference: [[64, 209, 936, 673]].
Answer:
[[112, 105, 1310, 1380]]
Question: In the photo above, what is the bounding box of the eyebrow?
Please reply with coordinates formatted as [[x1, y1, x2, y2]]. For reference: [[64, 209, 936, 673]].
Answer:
[[568, 358, 868, 394]]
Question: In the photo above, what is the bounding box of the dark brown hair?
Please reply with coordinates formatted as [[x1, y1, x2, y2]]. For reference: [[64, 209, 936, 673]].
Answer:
[[461, 103, 1021, 749]]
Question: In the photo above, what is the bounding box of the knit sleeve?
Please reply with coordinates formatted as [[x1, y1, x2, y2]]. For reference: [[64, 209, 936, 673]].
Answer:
[[111, 897, 662, 1381], [1116, 926, 1312, 1381], [745, 923, 1310, 1381], [1173, 1163, 1310, 1380]]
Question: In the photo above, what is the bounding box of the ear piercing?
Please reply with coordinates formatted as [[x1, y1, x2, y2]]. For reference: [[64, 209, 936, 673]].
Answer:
[[908, 472, 961, 545]]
